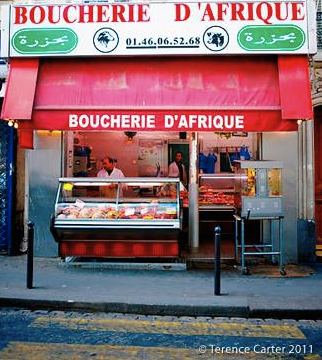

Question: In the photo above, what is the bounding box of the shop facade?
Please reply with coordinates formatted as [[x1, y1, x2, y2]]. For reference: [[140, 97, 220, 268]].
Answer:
[[0, 1, 316, 262]]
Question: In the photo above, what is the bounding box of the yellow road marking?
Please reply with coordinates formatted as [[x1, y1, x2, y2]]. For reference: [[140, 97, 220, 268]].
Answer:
[[0, 341, 301, 360], [32, 317, 306, 339]]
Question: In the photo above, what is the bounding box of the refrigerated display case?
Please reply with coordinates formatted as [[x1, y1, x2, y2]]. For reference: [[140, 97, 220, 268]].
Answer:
[[199, 173, 238, 210], [50, 177, 182, 258], [198, 174, 239, 256]]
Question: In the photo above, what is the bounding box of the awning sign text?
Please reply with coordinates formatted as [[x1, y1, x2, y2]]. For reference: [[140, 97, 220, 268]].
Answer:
[[68, 113, 245, 131]]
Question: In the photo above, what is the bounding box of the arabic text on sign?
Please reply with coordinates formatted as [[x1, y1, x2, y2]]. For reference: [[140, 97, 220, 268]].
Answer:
[[19, 35, 69, 48]]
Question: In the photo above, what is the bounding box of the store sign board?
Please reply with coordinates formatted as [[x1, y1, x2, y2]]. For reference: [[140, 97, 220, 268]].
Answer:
[[27, 109, 298, 132], [1, 1, 315, 57]]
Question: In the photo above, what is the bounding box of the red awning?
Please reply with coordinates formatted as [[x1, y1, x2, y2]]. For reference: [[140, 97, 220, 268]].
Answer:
[[1, 58, 39, 120], [1, 55, 312, 135]]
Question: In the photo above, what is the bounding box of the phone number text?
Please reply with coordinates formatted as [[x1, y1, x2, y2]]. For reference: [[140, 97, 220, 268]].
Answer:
[[125, 36, 201, 49]]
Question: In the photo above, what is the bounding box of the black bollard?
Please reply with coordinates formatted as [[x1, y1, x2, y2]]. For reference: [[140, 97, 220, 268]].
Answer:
[[214, 226, 222, 296], [26, 222, 34, 289]]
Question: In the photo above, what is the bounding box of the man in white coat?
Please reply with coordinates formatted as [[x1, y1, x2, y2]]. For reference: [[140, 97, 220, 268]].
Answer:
[[97, 156, 125, 197], [168, 151, 187, 187]]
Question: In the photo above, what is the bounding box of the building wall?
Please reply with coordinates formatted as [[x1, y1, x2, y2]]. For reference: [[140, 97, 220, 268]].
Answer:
[[28, 131, 61, 257], [262, 132, 298, 263]]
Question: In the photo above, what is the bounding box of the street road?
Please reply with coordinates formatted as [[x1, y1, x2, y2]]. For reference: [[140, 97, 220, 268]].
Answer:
[[0, 308, 321, 359]]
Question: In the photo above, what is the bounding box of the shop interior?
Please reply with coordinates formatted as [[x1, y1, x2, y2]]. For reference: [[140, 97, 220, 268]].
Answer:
[[65, 130, 260, 260]]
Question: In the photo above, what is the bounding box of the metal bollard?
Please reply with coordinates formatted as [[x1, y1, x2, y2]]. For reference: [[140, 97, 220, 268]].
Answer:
[[26, 221, 34, 289], [214, 226, 222, 296]]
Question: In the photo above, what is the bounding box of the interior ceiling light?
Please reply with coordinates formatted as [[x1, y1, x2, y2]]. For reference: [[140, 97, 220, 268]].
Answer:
[[8, 120, 19, 128]]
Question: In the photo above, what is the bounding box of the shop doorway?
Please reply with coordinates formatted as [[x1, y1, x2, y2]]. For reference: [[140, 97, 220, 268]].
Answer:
[[314, 107, 322, 256], [168, 142, 190, 180]]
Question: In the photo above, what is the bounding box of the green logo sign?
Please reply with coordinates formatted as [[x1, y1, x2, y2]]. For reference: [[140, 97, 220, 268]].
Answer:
[[238, 25, 305, 51], [12, 28, 78, 54]]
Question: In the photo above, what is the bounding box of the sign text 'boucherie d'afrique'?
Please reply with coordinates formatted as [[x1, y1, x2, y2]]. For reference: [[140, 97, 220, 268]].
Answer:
[[68, 113, 245, 131], [1, 0, 315, 57]]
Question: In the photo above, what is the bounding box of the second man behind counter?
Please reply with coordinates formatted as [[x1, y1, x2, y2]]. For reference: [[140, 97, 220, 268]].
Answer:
[[168, 151, 187, 187]]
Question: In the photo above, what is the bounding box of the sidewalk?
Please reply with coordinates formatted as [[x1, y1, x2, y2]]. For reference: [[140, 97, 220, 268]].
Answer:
[[1, 255, 322, 319]]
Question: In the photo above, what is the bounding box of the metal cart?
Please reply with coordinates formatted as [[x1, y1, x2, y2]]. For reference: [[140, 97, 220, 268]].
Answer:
[[233, 161, 286, 275], [234, 214, 285, 275]]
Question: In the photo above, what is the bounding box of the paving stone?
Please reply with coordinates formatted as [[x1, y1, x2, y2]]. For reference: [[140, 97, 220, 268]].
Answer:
[[298, 319, 318, 326], [245, 318, 266, 324], [211, 317, 231, 322], [178, 316, 197, 322], [228, 317, 248, 322], [263, 318, 284, 324], [49, 311, 67, 317], [280, 319, 298, 325], [33, 310, 50, 315]]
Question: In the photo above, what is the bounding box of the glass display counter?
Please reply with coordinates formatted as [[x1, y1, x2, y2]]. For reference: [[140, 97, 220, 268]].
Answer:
[[51, 177, 182, 258], [199, 173, 238, 210], [198, 174, 239, 258]]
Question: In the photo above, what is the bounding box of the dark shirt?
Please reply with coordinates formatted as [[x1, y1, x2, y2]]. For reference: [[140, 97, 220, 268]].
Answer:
[[176, 162, 184, 182]]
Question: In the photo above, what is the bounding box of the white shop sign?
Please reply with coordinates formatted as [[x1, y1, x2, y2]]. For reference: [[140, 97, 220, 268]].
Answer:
[[1, 0, 317, 57]]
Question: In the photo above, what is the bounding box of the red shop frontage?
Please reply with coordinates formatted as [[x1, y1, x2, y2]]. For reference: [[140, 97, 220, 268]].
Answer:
[[0, 1, 316, 262]]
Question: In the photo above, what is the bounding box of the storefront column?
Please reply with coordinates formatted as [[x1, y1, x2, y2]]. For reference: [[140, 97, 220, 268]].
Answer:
[[304, 120, 315, 219], [298, 121, 304, 218], [189, 132, 199, 252], [297, 119, 316, 262], [22, 149, 30, 253], [298, 120, 315, 219]]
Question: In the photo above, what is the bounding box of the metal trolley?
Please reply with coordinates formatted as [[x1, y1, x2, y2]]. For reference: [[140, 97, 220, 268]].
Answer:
[[233, 161, 286, 275]]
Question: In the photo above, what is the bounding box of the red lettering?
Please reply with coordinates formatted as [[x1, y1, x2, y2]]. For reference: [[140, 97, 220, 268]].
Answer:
[[137, 4, 150, 22], [14, 6, 27, 24], [256, 2, 273, 25], [231, 3, 246, 21], [246, 2, 254, 21], [62, 5, 77, 24], [175, 4, 190, 21], [291, 2, 305, 21], [113, 5, 126, 22], [275, 2, 289, 21], [47, 5, 61, 24], [201, 4, 215, 21], [79, 5, 94, 23], [128, 4, 134, 22], [30, 6, 45, 24], [96, 5, 110, 22], [13, 2, 305, 27], [217, 3, 229, 21]]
